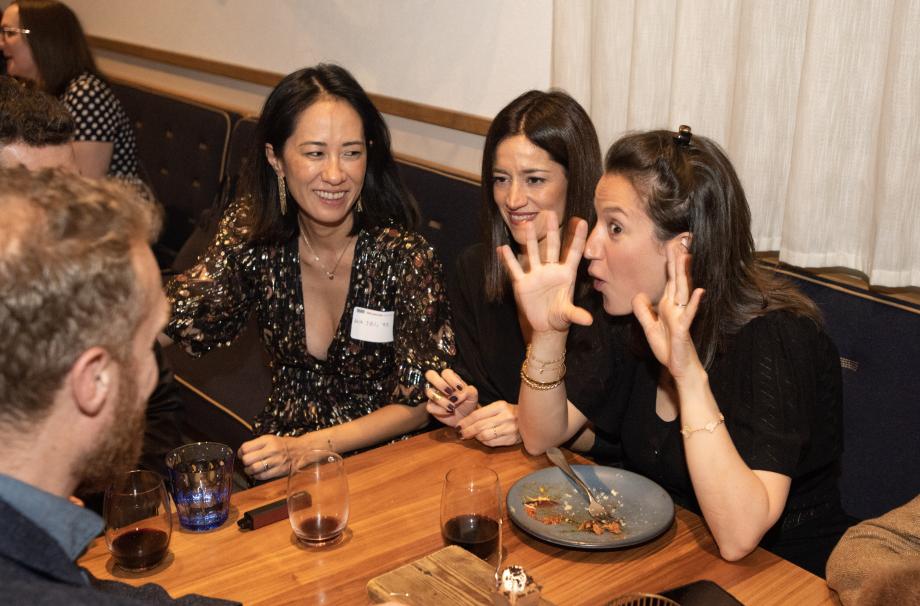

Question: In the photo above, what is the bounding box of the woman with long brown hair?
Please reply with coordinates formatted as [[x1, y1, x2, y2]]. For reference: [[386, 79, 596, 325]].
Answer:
[[503, 127, 852, 576], [424, 89, 609, 450]]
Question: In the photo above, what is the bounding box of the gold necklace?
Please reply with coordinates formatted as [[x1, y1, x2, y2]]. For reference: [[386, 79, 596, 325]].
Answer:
[[298, 221, 354, 281]]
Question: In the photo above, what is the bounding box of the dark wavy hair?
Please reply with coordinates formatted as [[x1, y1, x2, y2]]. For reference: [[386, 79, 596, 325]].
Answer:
[[0, 76, 74, 145], [605, 129, 820, 367], [481, 90, 601, 301], [13, 0, 100, 96], [242, 64, 418, 243]]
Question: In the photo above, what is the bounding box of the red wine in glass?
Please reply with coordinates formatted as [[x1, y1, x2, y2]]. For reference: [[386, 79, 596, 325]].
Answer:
[[442, 513, 500, 560], [296, 515, 343, 542], [110, 528, 170, 570]]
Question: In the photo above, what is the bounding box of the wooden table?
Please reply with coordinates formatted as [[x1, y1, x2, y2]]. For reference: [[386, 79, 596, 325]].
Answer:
[[80, 430, 834, 605]]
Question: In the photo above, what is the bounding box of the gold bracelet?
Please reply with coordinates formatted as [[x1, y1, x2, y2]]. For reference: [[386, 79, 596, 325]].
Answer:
[[680, 413, 725, 438], [520, 360, 566, 391], [525, 344, 566, 376]]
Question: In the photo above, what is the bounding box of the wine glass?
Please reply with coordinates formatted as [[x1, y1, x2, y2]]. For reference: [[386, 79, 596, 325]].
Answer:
[[440, 466, 502, 571], [103, 469, 172, 571], [287, 449, 349, 546]]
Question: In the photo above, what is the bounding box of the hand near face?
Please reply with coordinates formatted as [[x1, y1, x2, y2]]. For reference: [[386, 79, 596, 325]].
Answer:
[[424, 368, 479, 426], [239, 434, 295, 481], [632, 242, 705, 381], [498, 212, 593, 334]]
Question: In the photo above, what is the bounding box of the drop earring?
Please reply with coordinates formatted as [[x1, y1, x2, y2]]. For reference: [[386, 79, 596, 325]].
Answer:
[[277, 173, 287, 215]]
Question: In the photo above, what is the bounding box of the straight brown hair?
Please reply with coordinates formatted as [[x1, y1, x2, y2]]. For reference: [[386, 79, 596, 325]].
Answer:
[[15, 0, 99, 96], [481, 90, 601, 302]]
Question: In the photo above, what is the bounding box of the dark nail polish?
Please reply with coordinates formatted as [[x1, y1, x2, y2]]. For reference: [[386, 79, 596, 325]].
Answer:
[[444, 386, 455, 395], [446, 404, 456, 414], [456, 384, 464, 391], [449, 395, 458, 403], [455, 427, 464, 438]]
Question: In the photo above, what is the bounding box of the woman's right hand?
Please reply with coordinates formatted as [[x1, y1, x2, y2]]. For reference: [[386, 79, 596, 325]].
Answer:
[[425, 368, 478, 427], [498, 212, 593, 333]]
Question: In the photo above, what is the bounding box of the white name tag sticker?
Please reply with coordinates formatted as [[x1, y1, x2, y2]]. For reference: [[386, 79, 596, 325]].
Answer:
[[350, 307, 395, 343]]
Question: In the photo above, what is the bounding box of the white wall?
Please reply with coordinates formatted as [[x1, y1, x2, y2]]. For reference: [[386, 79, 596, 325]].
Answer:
[[65, 0, 556, 175]]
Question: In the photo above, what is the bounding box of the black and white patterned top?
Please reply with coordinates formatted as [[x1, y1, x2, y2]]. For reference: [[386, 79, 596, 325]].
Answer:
[[61, 72, 141, 183]]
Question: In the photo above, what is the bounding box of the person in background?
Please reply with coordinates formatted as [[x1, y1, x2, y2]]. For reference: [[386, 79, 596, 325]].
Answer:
[[503, 127, 852, 576], [164, 64, 454, 481], [826, 494, 920, 604], [0, 74, 185, 483], [424, 89, 613, 453], [0, 74, 76, 170], [0, 167, 235, 605], [0, 0, 142, 184]]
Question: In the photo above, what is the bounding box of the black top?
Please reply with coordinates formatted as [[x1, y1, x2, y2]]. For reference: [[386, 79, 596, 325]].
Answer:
[[0, 498, 236, 605], [575, 311, 851, 575], [450, 243, 617, 427]]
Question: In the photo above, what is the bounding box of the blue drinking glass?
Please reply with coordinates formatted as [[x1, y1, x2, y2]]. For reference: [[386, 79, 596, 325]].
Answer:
[[165, 442, 234, 531]]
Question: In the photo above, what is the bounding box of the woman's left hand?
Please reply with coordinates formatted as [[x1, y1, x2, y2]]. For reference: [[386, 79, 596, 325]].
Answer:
[[456, 401, 522, 447], [238, 434, 295, 481], [632, 243, 705, 381]]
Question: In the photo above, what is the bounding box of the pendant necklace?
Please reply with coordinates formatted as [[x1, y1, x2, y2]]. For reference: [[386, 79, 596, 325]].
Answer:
[[298, 219, 354, 280]]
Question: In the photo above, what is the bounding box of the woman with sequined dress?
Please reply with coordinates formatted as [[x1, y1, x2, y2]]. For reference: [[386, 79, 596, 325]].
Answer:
[[165, 65, 454, 480]]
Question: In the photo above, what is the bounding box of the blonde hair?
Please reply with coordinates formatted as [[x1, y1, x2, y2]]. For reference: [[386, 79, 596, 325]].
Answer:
[[0, 167, 160, 427]]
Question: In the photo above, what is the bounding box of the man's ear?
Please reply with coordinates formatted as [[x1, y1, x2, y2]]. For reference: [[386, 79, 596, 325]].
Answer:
[[68, 347, 114, 417], [265, 143, 283, 177]]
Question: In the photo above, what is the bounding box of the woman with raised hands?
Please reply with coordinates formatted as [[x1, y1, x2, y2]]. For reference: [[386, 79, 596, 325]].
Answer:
[[424, 90, 612, 452], [501, 127, 852, 576]]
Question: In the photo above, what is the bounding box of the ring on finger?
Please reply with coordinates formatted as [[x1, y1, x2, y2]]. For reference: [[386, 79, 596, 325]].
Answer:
[[675, 301, 688, 307], [262, 459, 269, 472]]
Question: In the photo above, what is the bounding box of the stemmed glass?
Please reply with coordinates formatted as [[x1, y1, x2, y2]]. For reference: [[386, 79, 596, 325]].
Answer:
[[104, 469, 172, 571], [440, 465, 503, 572]]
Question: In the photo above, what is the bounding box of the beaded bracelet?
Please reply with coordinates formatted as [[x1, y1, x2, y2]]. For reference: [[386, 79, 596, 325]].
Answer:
[[680, 413, 725, 438], [520, 360, 566, 391]]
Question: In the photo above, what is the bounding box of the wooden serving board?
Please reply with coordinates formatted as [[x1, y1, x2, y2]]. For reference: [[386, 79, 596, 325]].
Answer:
[[366, 545, 555, 605]]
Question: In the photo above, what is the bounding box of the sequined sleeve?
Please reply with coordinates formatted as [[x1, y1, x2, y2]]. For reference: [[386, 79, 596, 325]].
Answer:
[[165, 199, 259, 356], [390, 233, 455, 406]]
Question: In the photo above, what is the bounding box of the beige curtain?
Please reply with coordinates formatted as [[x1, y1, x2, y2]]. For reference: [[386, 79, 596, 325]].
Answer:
[[553, 0, 920, 287]]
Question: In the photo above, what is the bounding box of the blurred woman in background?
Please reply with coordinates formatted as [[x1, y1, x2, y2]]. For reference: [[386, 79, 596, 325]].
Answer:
[[0, 0, 141, 183]]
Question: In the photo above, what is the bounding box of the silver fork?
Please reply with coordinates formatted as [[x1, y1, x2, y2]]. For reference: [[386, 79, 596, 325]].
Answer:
[[545, 447, 609, 519]]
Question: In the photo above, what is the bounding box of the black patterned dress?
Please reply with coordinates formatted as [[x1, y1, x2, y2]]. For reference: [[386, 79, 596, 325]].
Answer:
[[166, 199, 455, 438]]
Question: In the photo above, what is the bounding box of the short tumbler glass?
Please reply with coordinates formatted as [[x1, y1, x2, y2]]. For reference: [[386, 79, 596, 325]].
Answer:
[[165, 441, 234, 531], [287, 449, 349, 546], [104, 469, 172, 571]]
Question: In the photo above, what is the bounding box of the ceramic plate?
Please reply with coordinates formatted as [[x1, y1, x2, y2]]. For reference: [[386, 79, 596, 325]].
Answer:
[[507, 465, 674, 549]]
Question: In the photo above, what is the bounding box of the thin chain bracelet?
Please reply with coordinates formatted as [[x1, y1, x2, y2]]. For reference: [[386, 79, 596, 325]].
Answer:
[[525, 344, 566, 375], [680, 413, 725, 438]]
